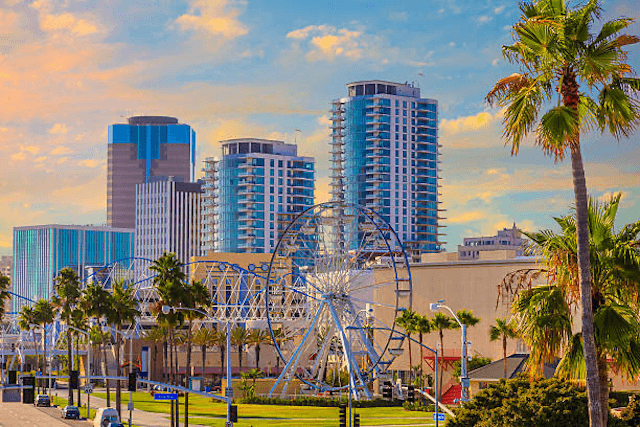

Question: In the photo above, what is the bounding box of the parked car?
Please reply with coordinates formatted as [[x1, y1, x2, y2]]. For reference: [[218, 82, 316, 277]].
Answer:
[[93, 407, 120, 427], [61, 405, 80, 419], [34, 394, 51, 407]]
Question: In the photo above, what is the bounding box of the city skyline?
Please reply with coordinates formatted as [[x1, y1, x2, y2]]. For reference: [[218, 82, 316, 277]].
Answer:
[[1, 0, 639, 256]]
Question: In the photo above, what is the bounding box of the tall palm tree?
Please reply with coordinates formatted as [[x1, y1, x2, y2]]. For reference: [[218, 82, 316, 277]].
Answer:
[[192, 326, 215, 381], [249, 329, 270, 371], [231, 327, 250, 375], [143, 325, 168, 382], [489, 318, 519, 378], [486, 2, 640, 424], [180, 279, 211, 427], [513, 194, 640, 427], [395, 309, 418, 382], [150, 252, 185, 427], [81, 282, 113, 405], [270, 328, 289, 376], [214, 328, 227, 380], [431, 312, 458, 399], [34, 299, 55, 390], [414, 315, 432, 384], [52, 267, 82, 405], [70, 308, 87, 407], [109, 279, 140, 419], [19, 305, 38, 374]]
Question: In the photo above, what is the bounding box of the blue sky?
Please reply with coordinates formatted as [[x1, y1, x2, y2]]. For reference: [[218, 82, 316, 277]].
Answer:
[[1, 0, 639, 255]]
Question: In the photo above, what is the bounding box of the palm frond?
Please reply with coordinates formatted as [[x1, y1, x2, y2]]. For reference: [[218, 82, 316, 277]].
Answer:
[[611, 34, 640, 48], [486, 73, 530, 105], [597, 85, 640, 138], [595, 18, 634, 43], [535, 106, 579, 160], [555, 332, 586, 381]]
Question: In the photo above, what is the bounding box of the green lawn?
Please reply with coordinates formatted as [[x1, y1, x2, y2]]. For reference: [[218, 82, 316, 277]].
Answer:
[[93, 392, 443, 426]]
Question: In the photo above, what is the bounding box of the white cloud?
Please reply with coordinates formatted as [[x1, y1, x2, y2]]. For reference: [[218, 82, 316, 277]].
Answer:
[[174, 0, 248, 39], [286, 25, 365, 61], [477, 16, 493, 24], [440, 110, 502, 135], [494, 6, 505, 14]]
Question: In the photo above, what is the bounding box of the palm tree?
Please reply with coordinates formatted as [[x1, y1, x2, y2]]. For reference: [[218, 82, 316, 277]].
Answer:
[[512, 194, 640, 427], [431, 312, 458, 399], [19, 305, 38, 375], [489, 318, 519, 378], [414, 315, 432, 385], [270, 328, 289, 376], [231, 327, 250, 375], [82, 282, 114, 406], [70, 308, 87, 407], [395, 309, 418, 382], [486, 2, 640, 424], [33, 299, 55, 391], [180, 279, 211, 427], [213, 328, 227, 380], [249, 329, 270, 371], [193, 327, 215, 380], [150, 252, 185, 427], [143, 325, 168, 382], [109, 279, 140, 419], [52, 267, 82, 405]]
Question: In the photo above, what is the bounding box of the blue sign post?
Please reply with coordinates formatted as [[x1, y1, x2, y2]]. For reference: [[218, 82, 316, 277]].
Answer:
[[433, 413, 446, 422], [154, 393, 178, 401]]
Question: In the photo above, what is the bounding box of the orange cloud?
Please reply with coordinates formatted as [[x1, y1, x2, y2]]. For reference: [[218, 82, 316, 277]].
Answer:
[[49, 123, 68, 134], [174, 0, 248, 39]]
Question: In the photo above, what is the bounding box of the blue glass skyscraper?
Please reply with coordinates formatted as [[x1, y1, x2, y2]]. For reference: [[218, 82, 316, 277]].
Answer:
[[330, 80, 442, 259], [108, 116, 196, 229], [12, 225, 134, 311]]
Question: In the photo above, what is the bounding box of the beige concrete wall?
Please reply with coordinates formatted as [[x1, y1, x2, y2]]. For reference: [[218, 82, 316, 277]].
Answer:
[[374, 257, 541, 371]]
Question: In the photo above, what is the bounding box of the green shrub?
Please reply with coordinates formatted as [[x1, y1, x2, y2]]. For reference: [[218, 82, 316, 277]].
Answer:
[[403, 401, 435, 412], [447, 376, 624, 427], [241, 395, 402, 407]]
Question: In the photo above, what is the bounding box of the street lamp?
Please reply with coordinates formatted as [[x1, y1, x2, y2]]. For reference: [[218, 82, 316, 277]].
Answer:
[[162, 305, 234, 427], [102, 323, 136, 427], [430, 300, 470, 403]]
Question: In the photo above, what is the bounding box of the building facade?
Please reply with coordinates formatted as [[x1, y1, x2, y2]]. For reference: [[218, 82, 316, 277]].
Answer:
[[12, 225, 134, 311], [0, 255, 11, 279], [330, 80, 442, 259], [202, 138, 315, 254], [108, 116, 196, 229], [135, 178, 203, 265], [457, 223, 525, 260]]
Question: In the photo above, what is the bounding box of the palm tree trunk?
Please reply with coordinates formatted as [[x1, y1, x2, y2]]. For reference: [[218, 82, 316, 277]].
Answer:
[[169, 329, 175, 427], [201, 345, 206, 382], [418, 333, 424, 387], [67, 328, 73, 405], [503, 336, 507, 378], [43, 326, 47, 392], [238, 345, 243, 374], [256, 344, 260, 371], [438, 332, 444, 400], [76, 335, 81, 408], [163, 338, 168, 383], [185, 322, 192, 427], [102, 342, 111, 407], [598, 355, 609, 427], [115, 335, 121, 419], [407, 333, 412, 383], [31, 330, 39, 392], [569, 139, 603, 427]]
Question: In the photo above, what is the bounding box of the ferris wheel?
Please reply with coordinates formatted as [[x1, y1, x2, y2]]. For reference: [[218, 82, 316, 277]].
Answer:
[[266, 202, 412, 399]]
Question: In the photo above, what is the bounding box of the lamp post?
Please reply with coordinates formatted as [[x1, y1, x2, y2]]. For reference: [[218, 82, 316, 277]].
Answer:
[[103, 324, 135, 427], [162, 305, 234, 427], [67, 324, 92, 419], [430, 300, 469, 403]]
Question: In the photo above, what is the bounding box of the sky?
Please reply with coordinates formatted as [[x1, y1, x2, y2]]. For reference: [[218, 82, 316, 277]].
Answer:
[[1, 0, 639, 256]]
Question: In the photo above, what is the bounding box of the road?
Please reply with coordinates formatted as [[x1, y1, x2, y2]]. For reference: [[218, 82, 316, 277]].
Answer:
[[0, 401, 87, 427]]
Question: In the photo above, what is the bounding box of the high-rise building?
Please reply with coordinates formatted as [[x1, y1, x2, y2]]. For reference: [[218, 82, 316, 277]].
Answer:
[[330, 80, 442, 259], [135, 177, 203, 265], [0, 255, 11, 279], [108, 116, 196, 229], [457, 223, 525, 260], [202, 138, 315, 254], [12, 225, 134, 311]]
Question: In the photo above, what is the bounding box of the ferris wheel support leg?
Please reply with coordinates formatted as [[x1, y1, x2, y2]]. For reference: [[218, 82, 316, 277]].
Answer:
[[327, 303, 372, 401], [268, 302, 325, 398]]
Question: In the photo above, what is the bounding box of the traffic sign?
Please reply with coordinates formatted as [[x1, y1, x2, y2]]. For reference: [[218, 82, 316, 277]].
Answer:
[[433, 413, 445, 421], [154, 393, 178, 400], [84, 384, 93, 394]]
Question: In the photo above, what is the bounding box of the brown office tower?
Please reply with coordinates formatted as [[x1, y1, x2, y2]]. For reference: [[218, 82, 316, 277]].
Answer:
[[107, 116, 196, 229]]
